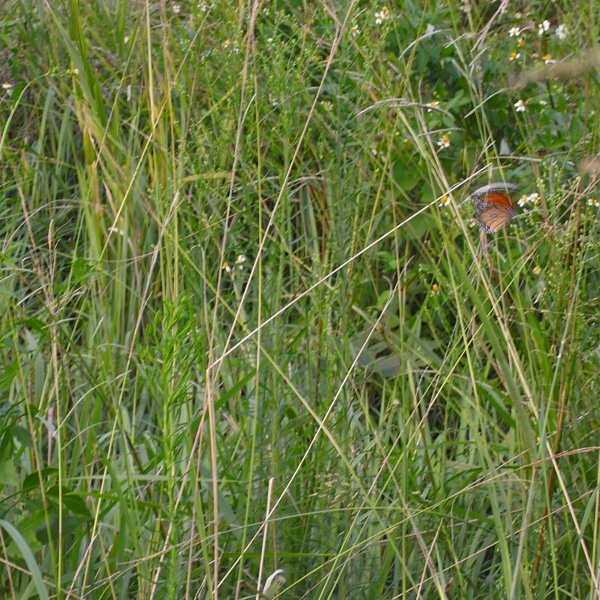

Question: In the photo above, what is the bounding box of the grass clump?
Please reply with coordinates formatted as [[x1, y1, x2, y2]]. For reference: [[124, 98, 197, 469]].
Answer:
[[2, 1, 600, 598]]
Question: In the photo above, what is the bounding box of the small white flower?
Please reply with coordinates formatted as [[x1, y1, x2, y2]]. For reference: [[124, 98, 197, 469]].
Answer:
[[539, 99, 548, 106], [375, 6, 391, 24], [556, 24, 567, 39], [431, 283, 440, 295], [427, 101, 439, 112], [2, 82, 14, 92], [437, 135, 450, 149], [543, 54, 555, 64], [459, 0, 470, 13], [587, 198, 599, 207], [173, 4, 181, 13], [222, 262, 232, 273], [528, 192, 540, 205], [322, 100, 333, 111], [439, 195, 451, 207], [350, 25, 360, 37], [236, 255, 247, 269], [514, 99, 526, 112], [518, 195, 529, 207], [538, 20, 551, 35], [532, 266, 542, 275], [509, 52, 520, 61], [509, 27, 521, 37], [469, 217, 478, 228]]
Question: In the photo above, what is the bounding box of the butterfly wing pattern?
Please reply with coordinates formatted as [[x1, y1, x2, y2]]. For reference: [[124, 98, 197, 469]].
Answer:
[[469, 183, 518, 234]]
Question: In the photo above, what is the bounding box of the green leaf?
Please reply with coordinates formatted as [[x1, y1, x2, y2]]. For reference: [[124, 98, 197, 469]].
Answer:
[[393, 162, 421, 191], [22, 469, 58, 492], [13, 425, 33, 448], [0, 519, 50, 600], [0, 460, 19, 486], [0, 360, 19, 391], [35, 515, 89, 545], [214, 370, 255, 411]]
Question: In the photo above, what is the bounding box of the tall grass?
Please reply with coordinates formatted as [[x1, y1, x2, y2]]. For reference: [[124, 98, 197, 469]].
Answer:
[[1, 0, 600, 598]]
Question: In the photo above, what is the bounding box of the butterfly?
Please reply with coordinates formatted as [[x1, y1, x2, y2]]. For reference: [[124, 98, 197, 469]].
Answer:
[[468, 183, 518, 234]]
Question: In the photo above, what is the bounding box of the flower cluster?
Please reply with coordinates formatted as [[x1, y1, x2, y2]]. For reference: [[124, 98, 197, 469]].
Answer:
[[222, 39, 240, 54], [514, 99, 526, 112], [347, 6, 394, 39], [222, 255, 247, 273], [375, 6, 391, 24], [437, 135, 450, 150], [534, 20, 568, 38], [537, 20, 551, 35], [517, 192, 541, 207], [371, 147, 386, 161], [507, 19, 568, 66], [439, 195, 451, 208]]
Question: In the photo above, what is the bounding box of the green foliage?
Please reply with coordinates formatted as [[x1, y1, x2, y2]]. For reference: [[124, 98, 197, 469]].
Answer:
[[1, 0, 600, 598]]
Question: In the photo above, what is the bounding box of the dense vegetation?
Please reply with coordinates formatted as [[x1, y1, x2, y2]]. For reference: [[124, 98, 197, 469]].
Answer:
[[2, 1, 600, 598]]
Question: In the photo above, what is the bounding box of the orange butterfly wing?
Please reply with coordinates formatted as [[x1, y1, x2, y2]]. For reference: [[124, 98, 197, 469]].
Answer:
[[476, 191, 516, 234], [477, 207, 512, 233], [481, 191, 515, 212]]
